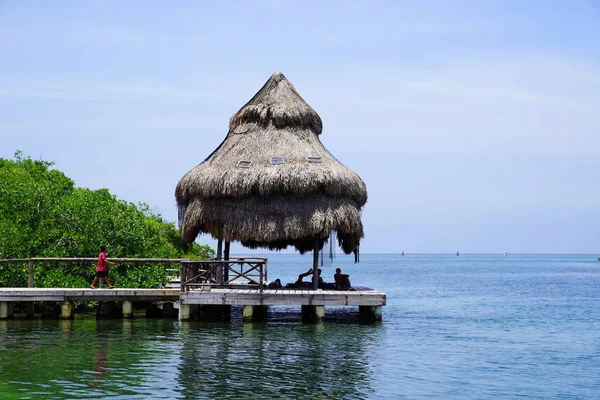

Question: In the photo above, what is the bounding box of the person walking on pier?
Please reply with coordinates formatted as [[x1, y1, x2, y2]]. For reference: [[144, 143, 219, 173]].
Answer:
[[90, 245, 115, 289]]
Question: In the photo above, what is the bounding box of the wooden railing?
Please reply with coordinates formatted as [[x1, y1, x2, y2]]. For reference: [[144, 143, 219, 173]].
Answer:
[[180, 258, 268, 293], [0, 257, 269, 291], [0, 258, 186, 288]]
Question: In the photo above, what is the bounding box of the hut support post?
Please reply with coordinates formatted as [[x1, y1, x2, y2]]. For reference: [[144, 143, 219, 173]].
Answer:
[[217, 240, 223, 260], [216, 239, 223, 284], [224, 241, 230, 260], [312, 237, 319, 290], [223, 241, 230, 282]]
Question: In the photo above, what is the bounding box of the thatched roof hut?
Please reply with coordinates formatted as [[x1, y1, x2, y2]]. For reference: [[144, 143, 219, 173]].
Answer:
[[175, 72, 367, 256]]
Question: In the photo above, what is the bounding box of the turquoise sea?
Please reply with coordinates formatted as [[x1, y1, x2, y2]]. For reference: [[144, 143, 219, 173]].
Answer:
[[1, 254, 599, 399]]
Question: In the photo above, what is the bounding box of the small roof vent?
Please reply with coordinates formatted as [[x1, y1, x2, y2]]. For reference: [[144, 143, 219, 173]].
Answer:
[[270, 157, 285, 165]]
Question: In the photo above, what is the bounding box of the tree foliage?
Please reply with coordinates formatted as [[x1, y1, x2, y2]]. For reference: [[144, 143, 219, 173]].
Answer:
[[0, 152, 214, 288]]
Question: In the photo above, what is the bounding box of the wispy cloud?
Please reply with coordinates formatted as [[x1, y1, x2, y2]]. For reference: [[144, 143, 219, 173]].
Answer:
[[0, 79, 238, 104], [302, 51, 600, 156]]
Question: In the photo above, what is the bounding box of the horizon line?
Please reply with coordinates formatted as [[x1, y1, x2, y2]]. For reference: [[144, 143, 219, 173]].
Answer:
[[230, 252, 600, 256]]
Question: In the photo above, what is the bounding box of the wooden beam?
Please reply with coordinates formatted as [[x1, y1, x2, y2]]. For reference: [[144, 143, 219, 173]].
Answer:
[[0, 257, 268, 264], [224, 241, 230, 260], [28, 260, 34, 288], [312, 237, 319, 290], [0, 258, 189, 264], [224, 241, 230, 282], [216, 240, 223, 261]]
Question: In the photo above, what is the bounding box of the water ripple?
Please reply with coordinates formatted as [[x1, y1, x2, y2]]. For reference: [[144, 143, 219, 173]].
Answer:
[[1, 254, 600, 399]]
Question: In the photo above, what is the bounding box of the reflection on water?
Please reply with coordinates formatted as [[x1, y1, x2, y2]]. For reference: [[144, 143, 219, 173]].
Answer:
[[0, 318, 382, 399], [178, 321, 378, 399]]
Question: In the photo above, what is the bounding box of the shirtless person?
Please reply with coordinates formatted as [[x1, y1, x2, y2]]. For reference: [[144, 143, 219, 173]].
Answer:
[[334, 268, 351, 290], [296, 268, 324, 288]]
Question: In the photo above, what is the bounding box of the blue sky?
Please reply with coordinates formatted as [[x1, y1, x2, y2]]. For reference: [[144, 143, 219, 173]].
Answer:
[[1, 1, 599, 254]]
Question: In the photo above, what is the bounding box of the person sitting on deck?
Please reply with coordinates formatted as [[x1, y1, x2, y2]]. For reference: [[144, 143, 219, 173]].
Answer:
[[298, 268, 322, 287], [267, 279, 282, 289], [285, 268, 325, 288], [334, 268, 352, 290]]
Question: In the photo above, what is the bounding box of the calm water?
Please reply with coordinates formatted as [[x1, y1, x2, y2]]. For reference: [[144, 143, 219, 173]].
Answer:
[[1, 254, 599, 399]]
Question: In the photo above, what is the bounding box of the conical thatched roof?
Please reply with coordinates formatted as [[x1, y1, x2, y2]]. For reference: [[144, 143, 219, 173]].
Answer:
[[175, 72, 367, 254]]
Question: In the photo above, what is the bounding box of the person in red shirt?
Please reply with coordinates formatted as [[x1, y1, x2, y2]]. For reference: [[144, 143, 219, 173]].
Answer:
[[90, 245, 115, 289]]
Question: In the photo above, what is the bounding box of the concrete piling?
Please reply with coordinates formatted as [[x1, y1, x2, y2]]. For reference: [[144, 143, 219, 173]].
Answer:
[[25, 302, 34, 319], [243, 305, 254, 322], [0, 302, 10, 319], [60, 301, 73, 320], [359, 305, 382, 323], [122, 301, 133, 319], [243, 305, 267, 322], [179, 303, 193, 321], [301, 305, 325, 322]]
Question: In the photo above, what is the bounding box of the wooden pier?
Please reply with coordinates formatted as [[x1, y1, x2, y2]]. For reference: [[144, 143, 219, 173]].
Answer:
[[0, 288, 179, 320], [0, 288, 180, 302], [0, 287, 385, 322], [0, 257, 386, 322], [179, 258, 385, 322]]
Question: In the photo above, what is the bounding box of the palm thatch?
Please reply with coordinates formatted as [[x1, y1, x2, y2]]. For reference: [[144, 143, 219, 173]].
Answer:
[[176, 71, 367, 254]]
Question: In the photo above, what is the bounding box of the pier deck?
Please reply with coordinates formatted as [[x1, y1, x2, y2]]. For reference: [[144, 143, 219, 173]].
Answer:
[[181, 287, 386, 306], [0, 287, 386, 306], [0, 287, 385, 322], [0, 288, 180, 302]]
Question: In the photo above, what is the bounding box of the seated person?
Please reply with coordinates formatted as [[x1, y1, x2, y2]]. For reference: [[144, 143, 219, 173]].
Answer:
[[334, 268, 352, 290], [321, 281, 336, 289], [293, 268, 324, 288], [267, 278, 282, 289]]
